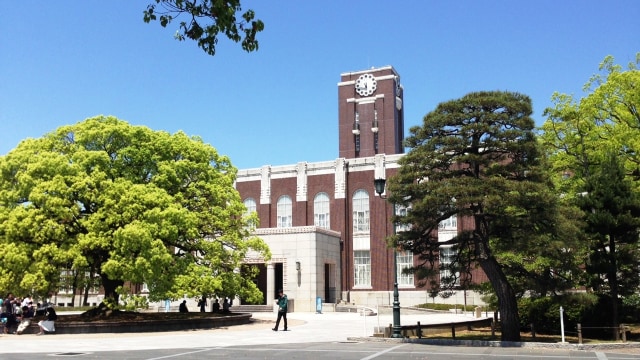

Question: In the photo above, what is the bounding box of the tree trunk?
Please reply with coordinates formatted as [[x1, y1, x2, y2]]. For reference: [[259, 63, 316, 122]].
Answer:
[[100, 273, 124, 304], [479, 256, 521, 342], [71, 270, 79, 307]]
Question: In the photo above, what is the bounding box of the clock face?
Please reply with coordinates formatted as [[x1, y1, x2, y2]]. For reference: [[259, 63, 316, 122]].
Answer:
[[355, 73, 377, 96]]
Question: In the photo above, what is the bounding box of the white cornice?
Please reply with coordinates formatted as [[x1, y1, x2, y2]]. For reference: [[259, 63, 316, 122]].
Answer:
[[254, 226, 341, 238], [339, 66, 397, 78], [237, 154, 403, 181], [345, 94, 385, 104]]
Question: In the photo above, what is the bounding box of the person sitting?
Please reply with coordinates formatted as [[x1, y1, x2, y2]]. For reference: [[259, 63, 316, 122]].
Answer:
[[16, 305, 34, 335], [37, 306, 57, 335], [211, 298, 220, 313], [179, 300, 189, 313], [222, 298, 230, 313]]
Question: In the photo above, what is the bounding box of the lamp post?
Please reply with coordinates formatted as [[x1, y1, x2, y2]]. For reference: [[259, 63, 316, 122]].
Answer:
[[374, 178, 402, 338]]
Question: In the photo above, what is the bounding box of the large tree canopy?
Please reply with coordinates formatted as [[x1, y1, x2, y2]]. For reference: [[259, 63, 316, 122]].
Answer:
[[540, 54, 640, 195], [143, 0, 264, 56], [0, 116, 270, 304], [388, 91, 562, 342]]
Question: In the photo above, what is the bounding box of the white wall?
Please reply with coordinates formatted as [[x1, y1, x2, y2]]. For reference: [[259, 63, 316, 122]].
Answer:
[[254, 226, 342, 312]]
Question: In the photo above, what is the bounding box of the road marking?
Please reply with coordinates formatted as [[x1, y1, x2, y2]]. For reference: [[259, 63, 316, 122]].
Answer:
[[145, 348, 215, 360], [359, 344, 406, 360], [595, 352, 608, 360]]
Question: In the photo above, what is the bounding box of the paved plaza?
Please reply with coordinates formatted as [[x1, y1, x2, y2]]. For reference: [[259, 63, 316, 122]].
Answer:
[[0, 310, 482, 354], [2, 309, 639, 357]]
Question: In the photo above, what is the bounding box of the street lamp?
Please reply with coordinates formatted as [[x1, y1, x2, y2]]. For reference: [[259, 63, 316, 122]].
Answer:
[[373, 178, 402, 338]]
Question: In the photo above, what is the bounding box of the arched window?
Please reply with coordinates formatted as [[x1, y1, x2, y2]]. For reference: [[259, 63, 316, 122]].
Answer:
[[277, 195, 292, 228], [314, 192, 330, 229], [243, 198, 257, 229], [352, 189, 369, 233]]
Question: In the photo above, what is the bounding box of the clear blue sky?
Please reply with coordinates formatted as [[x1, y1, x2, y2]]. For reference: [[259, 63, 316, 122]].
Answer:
[[1, 1, 639, 169]]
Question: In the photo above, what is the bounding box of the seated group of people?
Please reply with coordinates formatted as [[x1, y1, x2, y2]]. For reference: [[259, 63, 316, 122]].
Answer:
[[1, 292, 57, 335], [179, 297, 231, 313]]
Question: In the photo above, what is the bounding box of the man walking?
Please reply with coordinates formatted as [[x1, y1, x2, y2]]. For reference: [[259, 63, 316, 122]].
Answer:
[[272, 289, 288, 331]]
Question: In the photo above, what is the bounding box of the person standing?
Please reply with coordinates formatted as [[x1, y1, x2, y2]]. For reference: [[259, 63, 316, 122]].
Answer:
[[198, 297, 206, 312], [3, 293, 17, 334], [272, 289, 288, 331]]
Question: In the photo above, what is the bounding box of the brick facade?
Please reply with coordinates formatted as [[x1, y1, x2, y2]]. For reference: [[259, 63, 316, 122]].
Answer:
[[236, 66, 487, 307]]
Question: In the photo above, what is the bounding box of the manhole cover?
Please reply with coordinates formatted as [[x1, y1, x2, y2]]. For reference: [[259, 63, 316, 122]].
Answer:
[[50, 353, 87, 357]]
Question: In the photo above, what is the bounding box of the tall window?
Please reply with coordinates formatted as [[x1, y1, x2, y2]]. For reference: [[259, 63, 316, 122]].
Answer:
[[243, 198, 257, 229], [314, 192, 330, 229], [354, 250, 371, 286], [352, 190, 370, 233], [244, 198, 257, 215], [395, 204, 412, 233], [277, 195, 292, 228], [397, 251, 414, 286], [439, 245, 460, 286]]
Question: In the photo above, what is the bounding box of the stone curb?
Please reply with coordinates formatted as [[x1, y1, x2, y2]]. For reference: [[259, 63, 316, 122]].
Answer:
[[347, 336, 640, 351]]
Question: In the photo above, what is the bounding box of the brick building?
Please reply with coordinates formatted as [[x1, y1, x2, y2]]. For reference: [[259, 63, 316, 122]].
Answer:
[[236, 66, 486, 311]]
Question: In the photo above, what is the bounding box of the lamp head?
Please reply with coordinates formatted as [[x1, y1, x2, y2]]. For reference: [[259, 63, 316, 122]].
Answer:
[[374, 178, 386, 196]]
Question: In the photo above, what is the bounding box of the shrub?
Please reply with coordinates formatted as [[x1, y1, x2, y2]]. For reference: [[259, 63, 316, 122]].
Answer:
[[518, 293, 598, 334]]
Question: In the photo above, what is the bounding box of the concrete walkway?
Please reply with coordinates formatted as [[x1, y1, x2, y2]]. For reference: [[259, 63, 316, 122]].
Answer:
[[0, 310, 482, 354]]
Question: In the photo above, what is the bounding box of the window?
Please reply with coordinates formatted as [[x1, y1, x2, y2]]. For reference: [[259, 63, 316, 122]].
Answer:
[[277, 195, 292, 228], [439, 245, 460, 286], [354, 250, 371, 286], [439, 214, 457, 230], [314, 192, 330, 229], [395, 204, 412, 233], [244, 198, 256, 215], [397, 251, 414, 286], [243, 198, 257, 228], [58, 269, 100, 295], [352, 190, 370, 233], [58, 269, 74, 294]]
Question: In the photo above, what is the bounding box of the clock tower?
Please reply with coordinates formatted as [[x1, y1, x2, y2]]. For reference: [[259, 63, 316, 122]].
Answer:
[[338, 66, 404, 158]]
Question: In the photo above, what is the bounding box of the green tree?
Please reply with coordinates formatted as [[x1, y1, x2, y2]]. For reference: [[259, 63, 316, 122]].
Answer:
[[143, 0, 264, 56], [387, 91, 561, 342], [539, 54, 640, 336], [0, 116, 270, 305], [540, 54, 640, 196], [576, 153, 640, 339]]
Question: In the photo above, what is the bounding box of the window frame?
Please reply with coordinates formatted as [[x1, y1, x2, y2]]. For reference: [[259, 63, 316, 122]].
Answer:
[[276, 195, 292, 228], [313, 192, 330, 229]]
